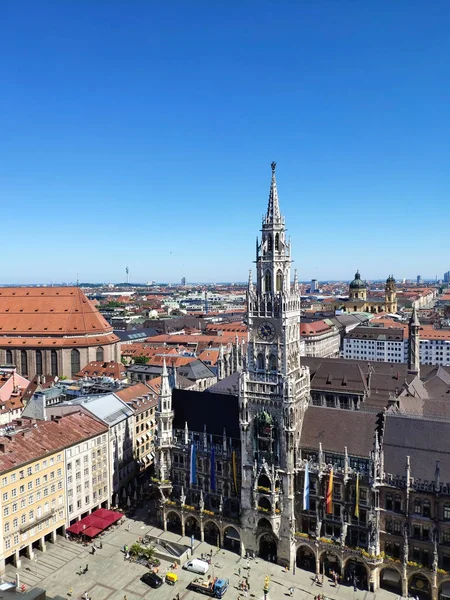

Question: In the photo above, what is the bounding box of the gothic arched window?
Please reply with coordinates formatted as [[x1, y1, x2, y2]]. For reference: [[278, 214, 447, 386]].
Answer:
[[275, 233, 279, 250], [36, 350, 43, 376], [267, 235, 273, 252], [21, 350, 28, 377], [257, 353, 264, 370], [276, 270, 283, 292], [269, 355, 277, 372], [264, 271, 272, 293], [5, 349, 12, 364], [71, 349, 80, 377], [51, 350, 58, 377], [96, 346, 104, 362]]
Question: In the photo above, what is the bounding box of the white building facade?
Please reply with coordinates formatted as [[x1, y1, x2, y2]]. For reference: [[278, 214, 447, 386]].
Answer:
[[65, 430, 110, 524], [343, 327, 407, 363]]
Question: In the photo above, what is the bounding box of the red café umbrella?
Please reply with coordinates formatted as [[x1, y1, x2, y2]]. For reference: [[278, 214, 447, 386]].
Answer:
[[83, 526, 103, 538], [66, 522, 85, 535]]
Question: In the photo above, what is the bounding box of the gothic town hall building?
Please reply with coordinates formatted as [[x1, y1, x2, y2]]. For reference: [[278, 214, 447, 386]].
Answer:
[[154, 164, 450, 600]]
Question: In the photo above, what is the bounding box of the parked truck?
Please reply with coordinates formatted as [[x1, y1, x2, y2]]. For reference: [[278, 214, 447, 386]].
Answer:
[[188, 577, 229, 598]]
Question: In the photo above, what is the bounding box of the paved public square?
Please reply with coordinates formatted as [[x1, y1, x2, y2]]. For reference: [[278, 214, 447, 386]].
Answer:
[[3, 509, 400, 600]]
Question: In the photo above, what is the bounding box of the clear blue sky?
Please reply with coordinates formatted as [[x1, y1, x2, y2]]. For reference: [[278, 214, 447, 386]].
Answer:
[[2, 1, 450, 284]]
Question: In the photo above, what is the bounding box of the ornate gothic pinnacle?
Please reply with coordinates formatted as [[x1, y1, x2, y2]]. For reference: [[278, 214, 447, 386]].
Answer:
[[266, 161, 281, 224]]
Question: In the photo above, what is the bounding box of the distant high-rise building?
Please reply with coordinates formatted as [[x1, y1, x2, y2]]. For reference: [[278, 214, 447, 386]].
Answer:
[[310, 278, 318, 292], [417, 275, 422, 285], [444, 271, 450, 284], [181, 277, 186, 286]]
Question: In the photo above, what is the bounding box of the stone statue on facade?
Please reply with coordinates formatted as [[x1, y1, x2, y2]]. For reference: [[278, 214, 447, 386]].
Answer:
[[180, 485, 186, 506], [402, 522, 409, 565], [340, 509, 349, 547]]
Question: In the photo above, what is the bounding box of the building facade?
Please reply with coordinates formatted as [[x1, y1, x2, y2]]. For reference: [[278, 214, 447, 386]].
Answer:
[[0, 412, 107, 576], [0, 287, 120, 380], [152, 164, 450, 600], [343, 327, 408, 363], [330, 274, 398, 314], [300, 320, 341, 358]]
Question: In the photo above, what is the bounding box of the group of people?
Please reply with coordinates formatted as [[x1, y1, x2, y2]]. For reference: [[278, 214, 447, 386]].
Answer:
[[200, 551, 213, 564], [329, 569, 340, 587]]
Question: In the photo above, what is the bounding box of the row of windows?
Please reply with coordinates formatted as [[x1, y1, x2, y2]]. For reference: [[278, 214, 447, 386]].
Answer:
[[3, 511, 63, 550], [2, 470, 62, 501], [4, 497, 63, 530], [6, 347, 105, 377], [3, 483, 63, 516], [384, 494, 450, 518], [1, 456, 62, 486], [69, 486, 106, 513]]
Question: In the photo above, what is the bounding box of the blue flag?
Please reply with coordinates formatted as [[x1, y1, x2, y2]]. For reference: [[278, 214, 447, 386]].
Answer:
[[303, 462, 310, 510], [210, 446, 216, 492], [190, 442, 197, 485]]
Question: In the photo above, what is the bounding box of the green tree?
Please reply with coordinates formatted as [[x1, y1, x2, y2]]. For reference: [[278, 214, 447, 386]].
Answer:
[[134, 355, 149, 365]]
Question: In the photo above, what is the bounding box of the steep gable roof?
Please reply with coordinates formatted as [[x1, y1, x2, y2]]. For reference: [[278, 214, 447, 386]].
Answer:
[[0, 287, 117, 339]]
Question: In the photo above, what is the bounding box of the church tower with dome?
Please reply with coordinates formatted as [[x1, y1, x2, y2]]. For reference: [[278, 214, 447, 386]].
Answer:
[[349, 271, 367, 301], [238, 162, 311, 568]]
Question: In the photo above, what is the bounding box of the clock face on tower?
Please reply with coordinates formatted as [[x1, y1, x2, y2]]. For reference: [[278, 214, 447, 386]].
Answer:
[[257, 321, 276, 342]]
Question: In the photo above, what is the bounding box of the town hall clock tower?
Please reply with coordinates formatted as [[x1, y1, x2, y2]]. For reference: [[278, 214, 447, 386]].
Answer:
[[239, 162, 310, 568]]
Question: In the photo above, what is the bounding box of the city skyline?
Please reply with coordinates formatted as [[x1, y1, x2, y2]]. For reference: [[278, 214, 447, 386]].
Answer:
[[2, 1, 450, 283]]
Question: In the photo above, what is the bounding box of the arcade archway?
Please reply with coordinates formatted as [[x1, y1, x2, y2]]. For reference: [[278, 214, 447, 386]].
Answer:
[[296, 545, 315, 572], [223, 526, 241, 554], [380, 567, 402, 595], [344, 558, 368, 590], [166, 511, 182, 535], [259, 533, 278, 562], [409, 574, 431, 600], [320, 550, 342, 577], [203, 520, 220, 546], [184, 515, 201, 540], [439, 580, 450, 600]]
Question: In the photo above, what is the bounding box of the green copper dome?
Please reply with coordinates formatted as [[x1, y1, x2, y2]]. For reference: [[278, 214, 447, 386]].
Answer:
[[349, 270, 366, 289]]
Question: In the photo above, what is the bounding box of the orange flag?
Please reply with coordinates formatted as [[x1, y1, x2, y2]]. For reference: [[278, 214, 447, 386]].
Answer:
[[326, 468, 334, 514]]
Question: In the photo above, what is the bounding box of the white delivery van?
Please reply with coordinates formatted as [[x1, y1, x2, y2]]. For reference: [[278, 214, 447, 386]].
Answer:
[[183, 559, 210, 574]]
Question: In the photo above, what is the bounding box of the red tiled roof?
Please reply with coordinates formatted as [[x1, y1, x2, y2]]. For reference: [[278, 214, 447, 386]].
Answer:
[[115, 383, 154, 403], [0, 287, 119, 343], [0, 287, 120, 353], [74, 361, 126, 380], [300, 320, 333, 336], [0, 412, 108, 473]]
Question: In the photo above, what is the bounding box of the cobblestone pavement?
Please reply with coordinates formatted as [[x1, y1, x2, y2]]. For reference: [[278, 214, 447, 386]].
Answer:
[[3, 512, 400, 600]]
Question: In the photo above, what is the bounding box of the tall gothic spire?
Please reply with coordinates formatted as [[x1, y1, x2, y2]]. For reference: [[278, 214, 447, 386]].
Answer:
[[408, 306, 420, 376], [160, 357, 171, 398], [266, 161, 281, 225]]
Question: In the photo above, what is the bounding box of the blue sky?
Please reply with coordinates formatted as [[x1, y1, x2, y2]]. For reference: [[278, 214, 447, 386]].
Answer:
[[1, 1, 450, 284]]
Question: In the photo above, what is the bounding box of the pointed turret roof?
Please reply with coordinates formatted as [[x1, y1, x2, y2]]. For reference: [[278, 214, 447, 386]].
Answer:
[[266, 161, 281, 224], [410, 306, 420, 327], [160, 358, 171, 397]]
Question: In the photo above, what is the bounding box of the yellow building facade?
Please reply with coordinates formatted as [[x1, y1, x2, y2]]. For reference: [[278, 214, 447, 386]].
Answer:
[[0, 412, 109, 576], [0, 447, 66, 573], [330, 272, 397, 314]]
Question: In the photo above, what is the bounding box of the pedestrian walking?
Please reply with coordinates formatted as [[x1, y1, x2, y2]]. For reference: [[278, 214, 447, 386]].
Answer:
[[84, 591, 89, 600], [289, 587, 294, 597], [68, 588, 73, 597], [85, 563, 89, 573], [238, 567, 241, 576], [124, 595, 127, 600]]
